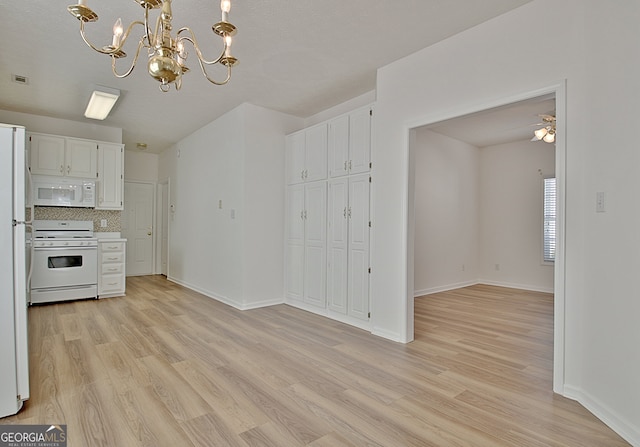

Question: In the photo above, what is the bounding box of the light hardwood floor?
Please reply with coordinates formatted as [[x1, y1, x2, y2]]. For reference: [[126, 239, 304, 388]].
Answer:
[[1, 277, 630, 446]]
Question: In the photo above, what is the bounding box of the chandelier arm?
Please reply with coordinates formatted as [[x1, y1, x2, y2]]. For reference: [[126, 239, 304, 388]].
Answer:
[[79, 19, 146, 55], [143, 6, 153, 47], [177, 28, 226, 65], [111, 39, 145, 78], [195, 54, 232, 86]]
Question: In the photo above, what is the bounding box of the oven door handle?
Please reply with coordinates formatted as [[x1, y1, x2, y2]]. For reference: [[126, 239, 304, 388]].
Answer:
[[33, 246, 97, 252]]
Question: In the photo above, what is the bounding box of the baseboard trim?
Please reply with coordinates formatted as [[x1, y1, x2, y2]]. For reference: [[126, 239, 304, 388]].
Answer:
[[563, 385, 640, 446], [414, 280, 479, 297], [166, 276, 283, 310], [415, 279, 553, 297]]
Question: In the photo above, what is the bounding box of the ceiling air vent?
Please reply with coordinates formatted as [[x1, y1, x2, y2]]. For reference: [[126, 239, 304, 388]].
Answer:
[[12, 74, 29, 85]]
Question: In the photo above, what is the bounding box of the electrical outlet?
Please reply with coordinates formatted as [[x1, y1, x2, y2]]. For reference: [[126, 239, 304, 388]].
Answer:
[[219, 199, 223, 209], [100, 219, 108, 228]]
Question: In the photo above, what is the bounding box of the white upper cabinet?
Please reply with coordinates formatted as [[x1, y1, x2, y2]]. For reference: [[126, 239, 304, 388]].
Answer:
[[96, 143, 124, 210], [286, 123, 328, 185], [328, 105, 372, 178], [29, 133, 97, 179]]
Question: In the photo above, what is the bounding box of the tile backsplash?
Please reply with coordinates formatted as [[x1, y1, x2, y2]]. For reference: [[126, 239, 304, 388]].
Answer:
[[31, 207, 121, 233]]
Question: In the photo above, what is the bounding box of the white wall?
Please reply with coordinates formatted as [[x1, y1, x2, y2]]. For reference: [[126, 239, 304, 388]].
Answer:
[[413, 129, 480, 295], [479, 140, 555, 292], [159, 103, 302, 309], [242, 104, 303, 307], [168, 105, 245, 304], [413, 131, 554, 296], [124, 151, 159, 182], [372, 0, 640, 443], [0, 109, 122, 143]]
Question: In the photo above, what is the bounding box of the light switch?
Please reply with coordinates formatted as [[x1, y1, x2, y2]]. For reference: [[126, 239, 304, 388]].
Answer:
[[219, 200, 223, 209], [230, 209, 235, 219]]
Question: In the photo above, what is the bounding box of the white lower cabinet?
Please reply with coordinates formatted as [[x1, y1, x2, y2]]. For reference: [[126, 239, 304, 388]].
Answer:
[[98, 240, 126, 298], [285, 182, 327, 307], [327, 174, 370, 320]]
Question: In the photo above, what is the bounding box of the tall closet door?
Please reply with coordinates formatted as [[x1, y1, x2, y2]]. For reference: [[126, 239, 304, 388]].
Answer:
[[327, 178, 348, 313], [285, 185, 305, 301], [303, 182, 327, 307], [348, 174, 370, 320]]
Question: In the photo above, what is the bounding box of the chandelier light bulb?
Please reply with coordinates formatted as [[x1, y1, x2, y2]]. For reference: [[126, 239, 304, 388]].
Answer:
[[221, 0, 231, 22], [112, 18, 123, 47]]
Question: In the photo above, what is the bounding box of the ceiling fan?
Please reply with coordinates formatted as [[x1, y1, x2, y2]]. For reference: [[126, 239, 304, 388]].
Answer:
[[531, 114, 556, 143]]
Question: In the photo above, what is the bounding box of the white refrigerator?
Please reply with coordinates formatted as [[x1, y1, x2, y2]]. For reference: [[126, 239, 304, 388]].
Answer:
[[0, 123, 30, 418]]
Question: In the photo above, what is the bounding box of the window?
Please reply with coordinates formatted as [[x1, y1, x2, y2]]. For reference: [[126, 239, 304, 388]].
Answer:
[[543, 177, 556, 263]]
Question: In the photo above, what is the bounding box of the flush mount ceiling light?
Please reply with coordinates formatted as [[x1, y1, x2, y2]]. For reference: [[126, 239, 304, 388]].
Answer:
[[532, 114, 556, 144], [67, 0, 237, 92], [85, 86, 120, 120]]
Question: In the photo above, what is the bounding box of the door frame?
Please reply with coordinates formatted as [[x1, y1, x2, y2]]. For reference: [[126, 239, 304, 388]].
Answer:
[[123, 180, 156, 276], [156, 179, 170, 276], [403, 81, 567, 394]]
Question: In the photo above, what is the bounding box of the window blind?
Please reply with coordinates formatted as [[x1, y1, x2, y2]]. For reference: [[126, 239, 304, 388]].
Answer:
[[543, 177, 556, 263]]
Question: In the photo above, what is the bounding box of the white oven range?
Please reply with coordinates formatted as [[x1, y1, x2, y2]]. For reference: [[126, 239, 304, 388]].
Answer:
[[30, 220, 98, 304]]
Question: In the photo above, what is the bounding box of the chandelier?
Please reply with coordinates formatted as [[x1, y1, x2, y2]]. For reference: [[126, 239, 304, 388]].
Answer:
[[532, 115, 556, 144], [67, 0, 237, 92]]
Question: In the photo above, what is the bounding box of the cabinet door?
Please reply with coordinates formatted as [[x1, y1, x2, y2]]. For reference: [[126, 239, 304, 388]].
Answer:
[[327, 178, 348, 314], [303, 182, 327, 307], [348, 107, 371, 175], [66, 138, 97, 178], [29, 134, 65, 176], [285, 185, 305, 301], [305, 123, 328, 182], [97, 143, 124, 210], [328, 115, 349, 178], [285, 132, 305, 185], [348, 174, 370, 320]]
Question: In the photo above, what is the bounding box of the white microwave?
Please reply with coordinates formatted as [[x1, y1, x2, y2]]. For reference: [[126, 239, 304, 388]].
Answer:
[[32, 175, 96, 208]]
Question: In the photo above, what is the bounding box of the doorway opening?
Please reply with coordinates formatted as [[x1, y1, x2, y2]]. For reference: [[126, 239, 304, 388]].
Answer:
[[405, 83, 566, 393]]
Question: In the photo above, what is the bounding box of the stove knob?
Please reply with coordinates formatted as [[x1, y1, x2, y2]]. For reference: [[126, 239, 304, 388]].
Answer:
[[48, 242, 54, 246], [64, 241, 69, 246]]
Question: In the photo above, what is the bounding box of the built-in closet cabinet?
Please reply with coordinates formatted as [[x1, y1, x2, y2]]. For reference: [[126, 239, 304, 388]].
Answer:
[[29, 133, 97, 179], [286, 123, 328, 185], [328, 106, 372, 178], [285, 103, 373, 328], [97, 143, 124, 210], [285, 182, 327, 307], [327, 174, 370, 320]]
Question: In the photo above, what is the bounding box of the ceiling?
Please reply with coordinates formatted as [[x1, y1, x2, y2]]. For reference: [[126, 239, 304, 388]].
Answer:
[[0, 0, 534, 154], [424, 95, 556, 148]]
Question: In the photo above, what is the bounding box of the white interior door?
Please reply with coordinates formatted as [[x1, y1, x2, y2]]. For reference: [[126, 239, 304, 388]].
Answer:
[[123, 182, 154, 276]]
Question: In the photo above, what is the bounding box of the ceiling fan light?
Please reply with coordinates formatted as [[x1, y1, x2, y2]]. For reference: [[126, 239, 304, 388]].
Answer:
[[534, 127, 548, 140], [543, 132, 555, 143]]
